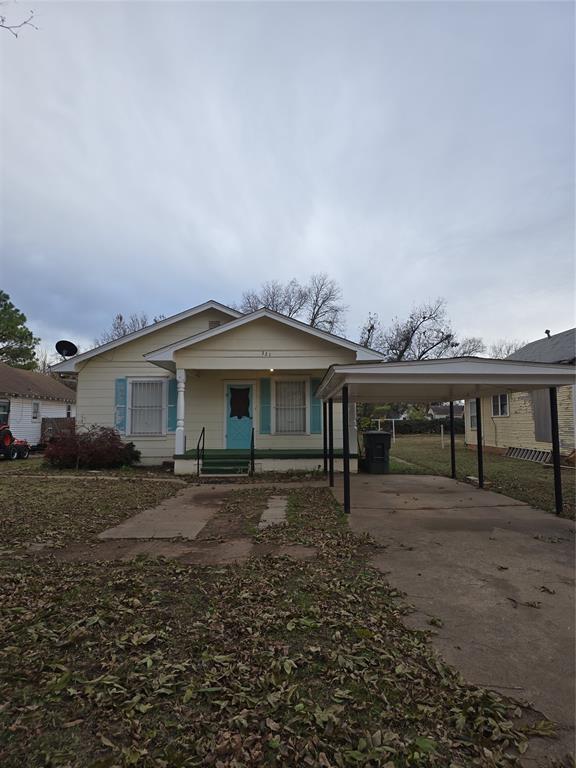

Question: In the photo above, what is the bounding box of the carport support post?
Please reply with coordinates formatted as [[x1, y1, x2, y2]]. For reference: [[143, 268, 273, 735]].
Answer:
[[449, 400, 456, 479], [475, 397, 484, 489], [328, 399, 334, 487], [342, 385, 351, 514], [549, 387, 563, 515], [322, 401, 328, 474]]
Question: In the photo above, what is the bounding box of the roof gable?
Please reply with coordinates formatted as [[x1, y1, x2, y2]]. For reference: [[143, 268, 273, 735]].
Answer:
[[145, 308, 383, 363], [51, 301, 241, 372]]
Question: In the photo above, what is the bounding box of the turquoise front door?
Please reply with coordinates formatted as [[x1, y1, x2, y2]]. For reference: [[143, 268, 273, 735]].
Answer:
[[226, 384, 253, 449]]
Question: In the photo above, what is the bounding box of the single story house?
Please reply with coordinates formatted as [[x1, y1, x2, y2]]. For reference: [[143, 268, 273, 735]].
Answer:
[[427, 403, 464, 420], [0, 362, 76, 447], [51, 301, 382, 474], [464, 328, 575, 457]]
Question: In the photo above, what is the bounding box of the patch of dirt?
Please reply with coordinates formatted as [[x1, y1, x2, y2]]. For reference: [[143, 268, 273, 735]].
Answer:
[[252, 543, 318, 561]]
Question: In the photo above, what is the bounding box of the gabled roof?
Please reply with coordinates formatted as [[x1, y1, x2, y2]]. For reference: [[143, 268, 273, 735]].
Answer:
[[144, 308, 383, 363], [507, 328, 575, 365], [0, 363, 76, 402], [51, 300, 242, 373]]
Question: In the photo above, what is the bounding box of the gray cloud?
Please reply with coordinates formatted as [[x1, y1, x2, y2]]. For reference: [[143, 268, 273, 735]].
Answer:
[[1, 0, 574, 353]]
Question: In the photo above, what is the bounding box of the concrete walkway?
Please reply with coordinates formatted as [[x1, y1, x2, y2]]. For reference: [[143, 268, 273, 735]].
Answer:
[[333, 474, 575, 765], [98, 484, 230, 539], [98, 481, 321, 540]]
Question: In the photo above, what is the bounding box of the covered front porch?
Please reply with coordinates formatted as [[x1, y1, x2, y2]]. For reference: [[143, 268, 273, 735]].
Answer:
[[169, 369, 356, 476]]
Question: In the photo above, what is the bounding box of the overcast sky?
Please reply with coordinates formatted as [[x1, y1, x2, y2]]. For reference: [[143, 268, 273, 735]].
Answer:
[[1, 0, 574, 354]]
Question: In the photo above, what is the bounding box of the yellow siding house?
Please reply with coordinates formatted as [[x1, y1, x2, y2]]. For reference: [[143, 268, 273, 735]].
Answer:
[[464, 329, 575, 456], [52, 301, 382, 474]]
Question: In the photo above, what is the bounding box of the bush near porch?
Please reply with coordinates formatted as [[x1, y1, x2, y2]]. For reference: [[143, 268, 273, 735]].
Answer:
[[390, 434, 575, 519]]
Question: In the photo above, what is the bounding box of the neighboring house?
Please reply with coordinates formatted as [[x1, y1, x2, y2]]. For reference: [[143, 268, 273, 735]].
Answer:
[[51, 301, 382, 473], [427, 404, 464, 420], [0, 362, 76, 447], [464, 329, 576, 456]]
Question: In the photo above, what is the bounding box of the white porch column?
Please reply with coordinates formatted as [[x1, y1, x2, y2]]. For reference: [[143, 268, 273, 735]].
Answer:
[[175, 368, 186, 455]]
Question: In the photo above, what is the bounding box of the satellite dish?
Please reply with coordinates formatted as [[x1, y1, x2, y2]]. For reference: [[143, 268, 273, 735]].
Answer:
[[56, 340, 78, 358]]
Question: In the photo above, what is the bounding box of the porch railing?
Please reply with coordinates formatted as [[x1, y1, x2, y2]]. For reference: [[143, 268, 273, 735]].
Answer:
[[196, 427, 205, 476], [250, 427, 255, 475]]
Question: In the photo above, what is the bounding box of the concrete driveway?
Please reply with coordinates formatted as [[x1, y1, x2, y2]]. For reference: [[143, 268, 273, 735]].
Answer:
[[334, 474, 575, 765]]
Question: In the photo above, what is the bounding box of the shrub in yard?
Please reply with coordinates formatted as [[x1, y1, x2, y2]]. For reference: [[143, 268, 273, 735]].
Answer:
[[44, 426, 141, 469]]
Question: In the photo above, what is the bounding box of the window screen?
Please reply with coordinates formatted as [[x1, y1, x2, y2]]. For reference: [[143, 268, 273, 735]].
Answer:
[[130, 381, 164, 435], [32, 402, 40, 420], [276, 381, 306, 433]]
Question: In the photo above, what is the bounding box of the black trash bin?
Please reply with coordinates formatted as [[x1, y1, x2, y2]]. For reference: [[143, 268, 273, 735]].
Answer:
[[363, 431, 392, 474]]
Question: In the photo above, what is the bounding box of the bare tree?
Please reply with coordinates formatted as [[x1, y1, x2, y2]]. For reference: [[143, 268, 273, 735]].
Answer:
[[360, 299, 486, 360], [95, 312, 165, 346], [238, 274, 346, 332], [455, 336, 486, 357], [488, 339, 526, 359], [1, 6, 37, 37], [304, 273, 346, 332], [36, 347, 58, 375]]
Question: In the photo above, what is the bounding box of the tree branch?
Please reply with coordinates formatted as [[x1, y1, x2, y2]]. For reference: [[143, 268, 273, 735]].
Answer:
[[0, 9, 37, 37]]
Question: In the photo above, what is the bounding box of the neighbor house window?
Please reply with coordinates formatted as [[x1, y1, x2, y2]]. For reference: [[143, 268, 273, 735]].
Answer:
[[0, 400, 9, 424], [492, 394, 509, 417], [128, 380, 165, 435], [469, 400, 477, 429], [66, 404, 72, 418], [275, 381, 306, 433], [32, 402, 40, 420]]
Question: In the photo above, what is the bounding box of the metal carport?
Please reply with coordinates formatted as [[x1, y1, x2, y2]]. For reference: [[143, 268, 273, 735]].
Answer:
[[315, 357, 576, 515]]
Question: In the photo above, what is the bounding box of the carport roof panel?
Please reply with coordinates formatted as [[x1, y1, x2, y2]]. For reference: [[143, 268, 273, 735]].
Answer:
[[316, 357, 576, 403]]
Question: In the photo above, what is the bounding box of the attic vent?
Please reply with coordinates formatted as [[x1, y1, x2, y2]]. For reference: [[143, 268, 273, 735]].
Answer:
[[208, 320, 221, 329]]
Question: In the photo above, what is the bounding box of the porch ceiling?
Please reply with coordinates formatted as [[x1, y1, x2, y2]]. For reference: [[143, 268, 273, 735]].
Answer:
[[315, 357, 576, 403]]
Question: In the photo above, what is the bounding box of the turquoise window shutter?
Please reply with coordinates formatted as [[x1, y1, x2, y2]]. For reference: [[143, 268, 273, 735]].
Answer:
[[260, 378, 271, 434], [114, 378, 127, 433], [167, 378, 177, 432], [310, 378, 322, 434]]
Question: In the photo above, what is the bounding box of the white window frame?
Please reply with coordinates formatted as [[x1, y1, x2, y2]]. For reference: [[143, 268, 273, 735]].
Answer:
[[272, 377, 310, 435], [126, 377, 168, 437], [32, 401, 40, 420], [491, 393, 509, 418]]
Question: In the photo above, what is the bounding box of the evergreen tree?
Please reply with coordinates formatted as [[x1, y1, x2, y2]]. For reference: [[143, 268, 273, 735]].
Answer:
[[0, 291, 39, 369]]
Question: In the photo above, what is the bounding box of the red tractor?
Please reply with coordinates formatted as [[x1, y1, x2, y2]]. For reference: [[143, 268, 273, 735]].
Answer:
[[0, 424, 30, 460]]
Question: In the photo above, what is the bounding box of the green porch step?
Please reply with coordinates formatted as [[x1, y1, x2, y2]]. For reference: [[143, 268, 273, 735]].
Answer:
[[200, 454, 250, 475]]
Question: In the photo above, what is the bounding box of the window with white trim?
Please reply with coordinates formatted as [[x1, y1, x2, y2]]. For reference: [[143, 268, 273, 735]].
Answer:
[[128, 380, 165, 435], [32, 402, 40, 420], [492, 394, 509, 417], [66, 404, 72, 418], [469, 400, 477, 429], [275, 381, 306, 433]]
